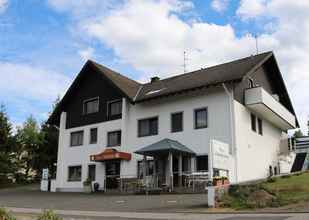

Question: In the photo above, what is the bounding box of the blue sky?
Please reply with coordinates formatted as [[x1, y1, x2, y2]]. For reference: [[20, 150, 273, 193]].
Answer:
[[0, 0, 309, 133]]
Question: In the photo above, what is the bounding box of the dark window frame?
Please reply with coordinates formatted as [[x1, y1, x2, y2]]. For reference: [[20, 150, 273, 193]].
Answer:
[[68, 165, 82, 182], [88, 164, 96, 181], [70, 130, 84, 147], [171, 112, 183, 133], [107, 130, 122, 147], [258, 118, 263, 135], [89, 128, 98, 144], [138, 117, 158, 137], [83, 97, 99, 115], [251, 113, 257, 132], [107, 99, 122, 118], [196, 155, 208, 172], [194, 107, 208, 129]]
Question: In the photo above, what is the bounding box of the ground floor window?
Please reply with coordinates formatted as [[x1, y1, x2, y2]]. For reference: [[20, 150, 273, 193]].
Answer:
[[196, 155, 208, 172], [137, 160, 154, 179], [68, 166, 82, 181], [88, 164, 96, 181]]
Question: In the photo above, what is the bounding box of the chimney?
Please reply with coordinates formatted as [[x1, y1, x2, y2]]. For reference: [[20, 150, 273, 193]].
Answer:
[[150, 76, 160, 83]]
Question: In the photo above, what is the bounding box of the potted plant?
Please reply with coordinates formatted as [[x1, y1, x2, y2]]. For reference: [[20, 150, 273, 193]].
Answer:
[[213, 176, 222, 186], [83, 178, 92, 193], [222, 176, 229, 185]]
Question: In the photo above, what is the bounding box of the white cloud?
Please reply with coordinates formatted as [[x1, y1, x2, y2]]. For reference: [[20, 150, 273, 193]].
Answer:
[[211, 0, 229, 13], [78, 47, 94, 61], [48, 0, 309, 133], [0, 0, 8, 14], [0, 62, 71, 101]]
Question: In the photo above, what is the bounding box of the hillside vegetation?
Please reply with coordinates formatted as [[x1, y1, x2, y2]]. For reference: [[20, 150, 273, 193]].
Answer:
[[219, 171, 309, 209]]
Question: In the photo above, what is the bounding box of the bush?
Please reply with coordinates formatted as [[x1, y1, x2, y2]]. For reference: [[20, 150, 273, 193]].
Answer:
[[37, 210, 62, 220], [0, 208, 16, 220]]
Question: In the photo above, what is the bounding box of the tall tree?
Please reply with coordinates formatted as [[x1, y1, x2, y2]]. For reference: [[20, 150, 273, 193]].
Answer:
[[15, 115, 43, 179], [0, 104, 14, 153]]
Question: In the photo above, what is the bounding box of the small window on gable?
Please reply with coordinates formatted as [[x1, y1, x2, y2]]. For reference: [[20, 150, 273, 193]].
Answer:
[[84, 97, 99, 114], [108, 100, 122, 117], [251, 113, 257, 132], [258, 118, 263, 135]]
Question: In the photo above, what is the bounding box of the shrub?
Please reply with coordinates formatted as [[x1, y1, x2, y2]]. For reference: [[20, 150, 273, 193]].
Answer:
[[37, 210, 62, 220], [0, 208, 16, 220]]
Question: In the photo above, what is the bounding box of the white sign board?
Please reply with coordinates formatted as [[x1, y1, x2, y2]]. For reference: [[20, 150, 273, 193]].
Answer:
[[42, 168, 49, 180], [211, 140, 230, 170]]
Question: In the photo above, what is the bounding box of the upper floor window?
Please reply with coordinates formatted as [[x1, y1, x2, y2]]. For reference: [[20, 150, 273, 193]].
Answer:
[[89, 128, 98, 144], [251, 113, 257, 132], [258, 118, 263, 135], [171, 112, 183, 133], [68, 165, 81, 181], [194, 108, 208, 129], [107, 130, 121, 147], [108, 100, 122, 117], [138, 117, 158, 137], [83, 97, 99, 114], [70, 131, 83, 146]]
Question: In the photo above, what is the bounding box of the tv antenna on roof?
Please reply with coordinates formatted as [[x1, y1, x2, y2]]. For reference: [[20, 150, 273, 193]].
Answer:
[[183, 51, 188, 73], [254, 34, 259, 55]]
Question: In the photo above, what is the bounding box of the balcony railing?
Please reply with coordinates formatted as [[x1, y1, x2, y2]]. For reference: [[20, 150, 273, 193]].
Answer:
[[245, 86, 296, 130]]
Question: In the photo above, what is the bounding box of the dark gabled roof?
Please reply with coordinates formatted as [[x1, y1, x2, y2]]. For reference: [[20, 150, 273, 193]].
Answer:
[[90, 61, 141, 99], [134, 52, 272, 102], [134, 138, 195, 156], [48, 51, 298, 127]]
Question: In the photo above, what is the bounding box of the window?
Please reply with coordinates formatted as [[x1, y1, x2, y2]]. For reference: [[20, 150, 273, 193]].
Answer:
[[137, 160, 154, 179], [196, 155, 208, 172], [70, 131, 83, 146], [138, 117, 158, 137], [107, 130, 121, 147], [258, 118, 263, 135], [251, 113, 257, 132], [89, 128, 97, 144], [68, 166, 81, 181], [194, 108, 208, 129], [171, 112, 183, 133], [108, 100, 122, 117], [83, 98, 99, 114], [88, 164, 96, 181]]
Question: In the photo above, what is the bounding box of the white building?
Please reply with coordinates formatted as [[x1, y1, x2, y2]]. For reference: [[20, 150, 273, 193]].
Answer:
[[48, 52, 298, 192]]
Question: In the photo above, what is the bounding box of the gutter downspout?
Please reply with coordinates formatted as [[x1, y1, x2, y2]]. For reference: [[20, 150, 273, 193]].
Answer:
[[222, 83, 238, 183]]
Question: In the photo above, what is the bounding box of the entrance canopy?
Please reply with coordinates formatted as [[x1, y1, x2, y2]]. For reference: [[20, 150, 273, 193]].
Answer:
[[134, 138, 195, 156], [90, 148, 131, 162]]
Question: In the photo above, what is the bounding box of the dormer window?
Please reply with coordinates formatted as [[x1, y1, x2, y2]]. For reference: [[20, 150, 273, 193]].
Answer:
[[83, 97, 99, 114], [248, 78, 254, 88], [107, 99, 122, 117]]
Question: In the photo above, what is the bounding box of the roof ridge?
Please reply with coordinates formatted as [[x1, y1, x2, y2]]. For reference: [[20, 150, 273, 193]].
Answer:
[[142, 51, 273, 85]]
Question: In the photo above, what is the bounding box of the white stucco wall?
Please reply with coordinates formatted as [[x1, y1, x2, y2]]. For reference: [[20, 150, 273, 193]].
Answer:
[[122, 87, 232, 180], [55, 87, 233, 191], [233, 100, 284, 182]]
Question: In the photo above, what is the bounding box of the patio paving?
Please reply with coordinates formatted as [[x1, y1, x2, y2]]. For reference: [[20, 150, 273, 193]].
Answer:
[[0, 184, 207, 212]]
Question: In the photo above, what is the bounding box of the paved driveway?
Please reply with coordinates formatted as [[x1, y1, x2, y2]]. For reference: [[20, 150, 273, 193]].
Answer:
[[0, 185, 207, 212]]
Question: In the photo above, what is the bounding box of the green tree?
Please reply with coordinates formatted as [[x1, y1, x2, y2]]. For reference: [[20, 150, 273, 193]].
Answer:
[[293, 129, 303, 138], [15, 115, 43, 180], [0, 104, 14, 153]]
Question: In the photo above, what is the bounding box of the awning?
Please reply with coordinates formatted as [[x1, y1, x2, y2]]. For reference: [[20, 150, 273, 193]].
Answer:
[[90, 148, 132, 162], [134, 138, 195, 156]]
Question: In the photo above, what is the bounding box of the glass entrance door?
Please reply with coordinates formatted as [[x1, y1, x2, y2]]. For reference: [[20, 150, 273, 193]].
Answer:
[[105, 160, 120, 189]]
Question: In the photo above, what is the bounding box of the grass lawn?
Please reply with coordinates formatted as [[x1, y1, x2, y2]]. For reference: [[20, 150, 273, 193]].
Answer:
[[262, 172, 309, 205], [219, 171, 309, 209]]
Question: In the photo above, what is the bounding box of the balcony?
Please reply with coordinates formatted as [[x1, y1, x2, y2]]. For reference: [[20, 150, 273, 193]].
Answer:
[[245, 87, 296, 130]]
